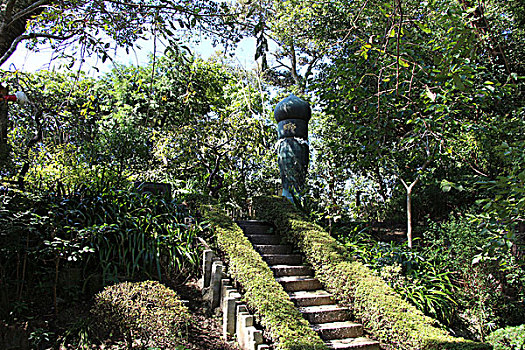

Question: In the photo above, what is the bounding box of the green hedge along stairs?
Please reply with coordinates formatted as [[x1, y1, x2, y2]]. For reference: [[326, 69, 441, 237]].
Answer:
[[236, 220, 380, 350]]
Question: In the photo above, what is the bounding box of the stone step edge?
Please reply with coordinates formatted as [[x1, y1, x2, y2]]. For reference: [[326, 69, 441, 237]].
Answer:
[[299, 305, 350, 314], [288, 290, 334, 307], [261, 253, 303, 257], [325, 337, 380, 350], [311, 321, 363, 330], [288, 290, 333, 298], [275, 275, 319, 282], [236, 220, 272, 225], [312, 321, 364, 340], [254, 244, 293, 249]]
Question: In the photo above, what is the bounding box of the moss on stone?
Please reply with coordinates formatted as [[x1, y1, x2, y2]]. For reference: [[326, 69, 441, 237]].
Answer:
[[203, 206, 327, 350], [252, 196, 492, 350]]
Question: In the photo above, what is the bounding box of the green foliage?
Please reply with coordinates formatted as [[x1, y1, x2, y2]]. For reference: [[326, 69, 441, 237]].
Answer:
[[29, 328, 55, 349], [202, 206, 327, 350], [487, 325, 525, 350], [24, 143, 132, 195], [426, 214, 524, 337], [345, 235, 458, 326], [67, 188, 202, 284], [92, 280, 191, 349], [0, 187, 200, 321], [255, 0, 525, 243], [253, 196, 490, 350], [3, 53, 278, 208], [334, 212, 524, 341], [473, 116, 525, 252]]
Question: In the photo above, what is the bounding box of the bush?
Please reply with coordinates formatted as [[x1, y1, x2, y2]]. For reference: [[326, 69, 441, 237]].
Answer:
[[91, 280, 190, 349], [72, 188, 202, 284], [0, 187, 200, 322], [423, 214, 525, 340], [337, 227, 458, 327], [203, 206, 326, 350], [487, 325, 525, 350], [253, 196, 490, 350]]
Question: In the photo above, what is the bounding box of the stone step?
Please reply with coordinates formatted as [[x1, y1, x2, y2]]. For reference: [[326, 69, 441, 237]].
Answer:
[[254, 244, 293, 254], [326, 337, 381, 350], [288, 290, 334, 307], [262, 254, 303, 265], [237, 220, 274, 234], [299, 305, 350, 324], [271, 265, 313, 277], [311, 321, 363, 340], [236, 220, 268, 225], [246, 234, 281, 245], [276, 276, 323, 292]]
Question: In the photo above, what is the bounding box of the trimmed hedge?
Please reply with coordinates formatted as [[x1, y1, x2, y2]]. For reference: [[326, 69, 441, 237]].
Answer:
[[253, 196, 491, 350], [487, 325, 525, 350], [203, 206, 327, 350], [92, 280, 190, 348]]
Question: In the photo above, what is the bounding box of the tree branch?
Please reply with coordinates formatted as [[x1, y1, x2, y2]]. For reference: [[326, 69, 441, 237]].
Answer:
[[6, 0, 49, 29], [104, 0, 241, 18], [0, 30, 75, 66], [395, 0, 404, 96], [289, 43, 301, 87]]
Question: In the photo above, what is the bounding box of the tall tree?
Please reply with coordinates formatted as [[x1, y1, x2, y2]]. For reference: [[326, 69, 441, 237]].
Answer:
[[0, 0, 242, 67], [253, 0, 524, 246]]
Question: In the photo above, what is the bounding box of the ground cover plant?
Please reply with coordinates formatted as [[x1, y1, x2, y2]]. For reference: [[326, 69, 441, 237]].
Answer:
[[333, 213, 524, 343], [0, 186, 203, 348]]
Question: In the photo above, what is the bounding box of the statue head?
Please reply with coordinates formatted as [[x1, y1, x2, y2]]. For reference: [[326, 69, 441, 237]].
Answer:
[[274, 94, 311, 124]]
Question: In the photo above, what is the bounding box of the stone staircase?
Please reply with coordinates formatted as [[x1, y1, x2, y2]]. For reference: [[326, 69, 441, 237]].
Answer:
[[237, 220, 380, 350]]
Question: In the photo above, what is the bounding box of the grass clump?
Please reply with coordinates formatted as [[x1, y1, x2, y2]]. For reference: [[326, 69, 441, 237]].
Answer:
[[253, 196, 491, 350], [91, 280, 190, 349], [203, 206, 327, 350]]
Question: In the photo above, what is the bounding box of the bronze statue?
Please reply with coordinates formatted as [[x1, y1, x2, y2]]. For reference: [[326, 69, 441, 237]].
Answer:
[[274, 94, 311, 201]]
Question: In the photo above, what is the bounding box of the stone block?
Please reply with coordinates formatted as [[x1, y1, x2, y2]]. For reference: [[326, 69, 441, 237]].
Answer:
[[236, 311, 253, 349], [246, 328, 263, 350], [223, 292, 241, 339], [210, 261, 224, 309], [201, 250, 215, 290], [134, 181, 171, 199], [220, 279, 233, 310]]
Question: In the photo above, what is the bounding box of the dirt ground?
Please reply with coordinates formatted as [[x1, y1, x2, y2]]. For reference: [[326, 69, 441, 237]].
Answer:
[[174, 280, 240, 350]]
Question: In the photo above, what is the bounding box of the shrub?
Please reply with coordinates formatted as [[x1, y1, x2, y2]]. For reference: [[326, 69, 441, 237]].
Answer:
[[253, 196, 490, 350], [487, 325, 525, 350], [58, 188, 202, 284], [423, 214, 525, 339], [337, 228, 458, 327], [203, 206, 327, 350], [91, 280, 190, 349], [0, 186, 200, 324]]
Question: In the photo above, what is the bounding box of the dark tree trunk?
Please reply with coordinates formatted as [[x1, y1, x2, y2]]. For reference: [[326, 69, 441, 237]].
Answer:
[[0, 85, 9, 168], [0, 0, 50, 66], [0, 14, 26, 63]]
